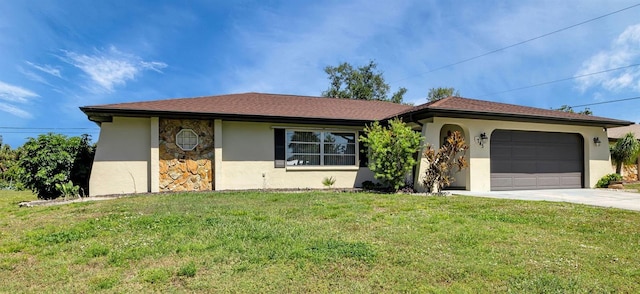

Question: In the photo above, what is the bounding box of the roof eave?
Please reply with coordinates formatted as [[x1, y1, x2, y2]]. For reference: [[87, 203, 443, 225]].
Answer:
[[393, 108, 633, 128], [80, 107, 375, 127]]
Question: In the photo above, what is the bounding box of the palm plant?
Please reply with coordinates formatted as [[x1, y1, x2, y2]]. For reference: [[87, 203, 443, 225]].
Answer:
[[610, 132, 640, 175]]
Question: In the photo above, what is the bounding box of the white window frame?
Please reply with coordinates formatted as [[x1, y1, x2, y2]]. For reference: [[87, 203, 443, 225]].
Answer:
[[176, 129, 199, 151], [285, 129, 357, 166]]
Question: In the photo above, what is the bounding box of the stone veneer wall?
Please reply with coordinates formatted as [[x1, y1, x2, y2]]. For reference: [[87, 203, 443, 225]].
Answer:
[[159, 119, 214, 191]]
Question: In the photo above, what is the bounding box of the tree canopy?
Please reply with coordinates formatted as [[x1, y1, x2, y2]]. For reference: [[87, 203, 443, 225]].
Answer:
[[610, 132, 640, 175], [17, 133, 95, 199], [427, 87, 460, 102], [556, 105, 592, 115], [322, 60, 406, 103]]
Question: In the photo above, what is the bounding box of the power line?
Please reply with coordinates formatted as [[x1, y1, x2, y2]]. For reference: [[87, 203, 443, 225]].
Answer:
[[395, 2, 640, 82], [0, 127, 98, 130], [476, 63, 640, 98], [570, 96, 640, 108], [0, 131, 98, 134]]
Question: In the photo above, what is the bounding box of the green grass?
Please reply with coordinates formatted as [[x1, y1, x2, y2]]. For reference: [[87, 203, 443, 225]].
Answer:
[[1, 190, 639, 292]]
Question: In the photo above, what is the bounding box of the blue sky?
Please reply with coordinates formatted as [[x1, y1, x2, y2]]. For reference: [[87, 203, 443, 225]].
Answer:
[[1, 0, 639, 147]]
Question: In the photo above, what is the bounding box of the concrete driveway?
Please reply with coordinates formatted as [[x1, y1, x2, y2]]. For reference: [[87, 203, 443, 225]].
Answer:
[[451, 189, 640, 211]]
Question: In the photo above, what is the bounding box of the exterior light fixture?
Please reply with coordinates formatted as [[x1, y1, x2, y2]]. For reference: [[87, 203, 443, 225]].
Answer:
[[475, 132, 488, 148], [593, 137, 601, 146]]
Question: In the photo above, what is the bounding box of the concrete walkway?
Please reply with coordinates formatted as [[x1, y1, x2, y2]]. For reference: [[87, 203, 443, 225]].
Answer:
[[450, 189, 640, 211]]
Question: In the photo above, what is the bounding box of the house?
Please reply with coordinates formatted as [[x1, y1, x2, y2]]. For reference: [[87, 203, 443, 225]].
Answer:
[[607, 124, 640, 181], [80, 93, 632, 196]]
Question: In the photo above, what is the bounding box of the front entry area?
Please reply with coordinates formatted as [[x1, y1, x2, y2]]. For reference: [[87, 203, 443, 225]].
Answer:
[[490, 130, 584, 191]]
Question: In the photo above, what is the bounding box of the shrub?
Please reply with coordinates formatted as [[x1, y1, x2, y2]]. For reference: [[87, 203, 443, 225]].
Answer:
[[422, 131, 469, 193], [596, 173, 623, 188], [55, 181, 80, 199], [322, 176, 336, 188], [17, 133, 95, 199], [360, 119, 423, 191]]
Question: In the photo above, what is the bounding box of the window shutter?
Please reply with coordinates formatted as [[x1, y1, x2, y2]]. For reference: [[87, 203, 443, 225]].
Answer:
[[274, 128, 285, 168], [358, 131, 368, 167]]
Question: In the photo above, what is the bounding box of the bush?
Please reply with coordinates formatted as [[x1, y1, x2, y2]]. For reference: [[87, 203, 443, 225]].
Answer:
[[422, 131, 469, 193], [17, 133, 95, 199], [360, 119, 423, 191], [596, 173, 623, 188], [322, 176, 336, 188]]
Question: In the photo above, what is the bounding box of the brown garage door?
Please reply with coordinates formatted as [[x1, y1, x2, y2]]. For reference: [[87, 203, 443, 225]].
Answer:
[[490, 130, 584, 191]]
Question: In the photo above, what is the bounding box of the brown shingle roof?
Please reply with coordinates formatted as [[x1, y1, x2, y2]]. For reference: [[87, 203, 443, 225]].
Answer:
[[81, 93, 633, 128], [392, 96, 632, 127], [608, 124, 640, 139], [81, 92, 412, 122]]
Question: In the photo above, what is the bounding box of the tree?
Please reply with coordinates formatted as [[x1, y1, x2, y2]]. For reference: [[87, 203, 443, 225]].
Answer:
[[0, 144, 17, 174], [322, 60, 407, 103], [422, 131, 469, 193], [360, 118, 423, 191], [17, 133, 95, 199], [427, 87, 460, 102], [556, 105, 592, 115], [0, 144, 21, 189], [610, 132, 640, 175]]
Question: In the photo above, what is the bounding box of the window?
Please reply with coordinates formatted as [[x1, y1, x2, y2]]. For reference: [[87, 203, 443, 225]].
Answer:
[[176, 129, 198, 151], [285, 130, 356, 166]]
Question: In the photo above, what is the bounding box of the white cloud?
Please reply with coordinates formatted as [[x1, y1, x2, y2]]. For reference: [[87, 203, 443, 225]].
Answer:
[[17, 66, 49, 84], [575, 23, 640, 92], [0, 80, 39, 103], [0, 81, 37, 118], [62, 46, 167, 92], [25, 61, 62, 78], [0, 102, 32, 118]]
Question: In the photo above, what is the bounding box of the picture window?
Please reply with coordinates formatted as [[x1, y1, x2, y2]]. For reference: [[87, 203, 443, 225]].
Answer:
[[286, 130, 356, 166]]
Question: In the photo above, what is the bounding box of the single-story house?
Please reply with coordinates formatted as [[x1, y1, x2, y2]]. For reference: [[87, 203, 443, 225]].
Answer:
[[608, 124, 640, 181], [80, 92, 632, 196]]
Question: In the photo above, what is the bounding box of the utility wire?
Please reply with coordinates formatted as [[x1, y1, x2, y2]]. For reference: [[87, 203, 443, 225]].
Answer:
[[395, 2, 640, 82], [0, 131, 97, 135], [475, 63, 640, 98], [570, 96, 640, 108], [0, 127, 98, 130]]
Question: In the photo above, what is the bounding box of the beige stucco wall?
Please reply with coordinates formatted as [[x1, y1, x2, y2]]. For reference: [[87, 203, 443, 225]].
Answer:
[[415, 117, 611, 192], [89, 117, 151, 196], [217, 121, 374, 190]]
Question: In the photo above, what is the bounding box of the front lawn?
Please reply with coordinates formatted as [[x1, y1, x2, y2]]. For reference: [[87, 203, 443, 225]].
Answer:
[[1, 190, 639, 292]]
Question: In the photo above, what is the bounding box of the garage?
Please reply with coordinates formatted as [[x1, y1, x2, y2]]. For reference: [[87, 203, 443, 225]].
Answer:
[[490, 130, 584, 191]]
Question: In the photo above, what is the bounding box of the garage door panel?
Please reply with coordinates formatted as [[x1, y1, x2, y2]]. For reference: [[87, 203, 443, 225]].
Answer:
[[512, 161, 537, 173], [561, 174, 582, 186], [536, 161, 561, 173], [490, 130, 584, 190], [537, 176, 561, 187], [491, 146, 512, 159], [490, 176, 513, 190], [512, 145, 537, 159], [559, 161, 582, 171], [513, 176, 538, 187], [511, 132, 537, 142]]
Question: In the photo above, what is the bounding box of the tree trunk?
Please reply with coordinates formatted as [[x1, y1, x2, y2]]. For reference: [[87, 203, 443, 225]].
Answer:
[[616, 162, 622, 175]]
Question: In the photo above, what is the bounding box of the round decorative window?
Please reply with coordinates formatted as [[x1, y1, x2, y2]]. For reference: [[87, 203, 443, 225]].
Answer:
[[176, 129, 198, 151]]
